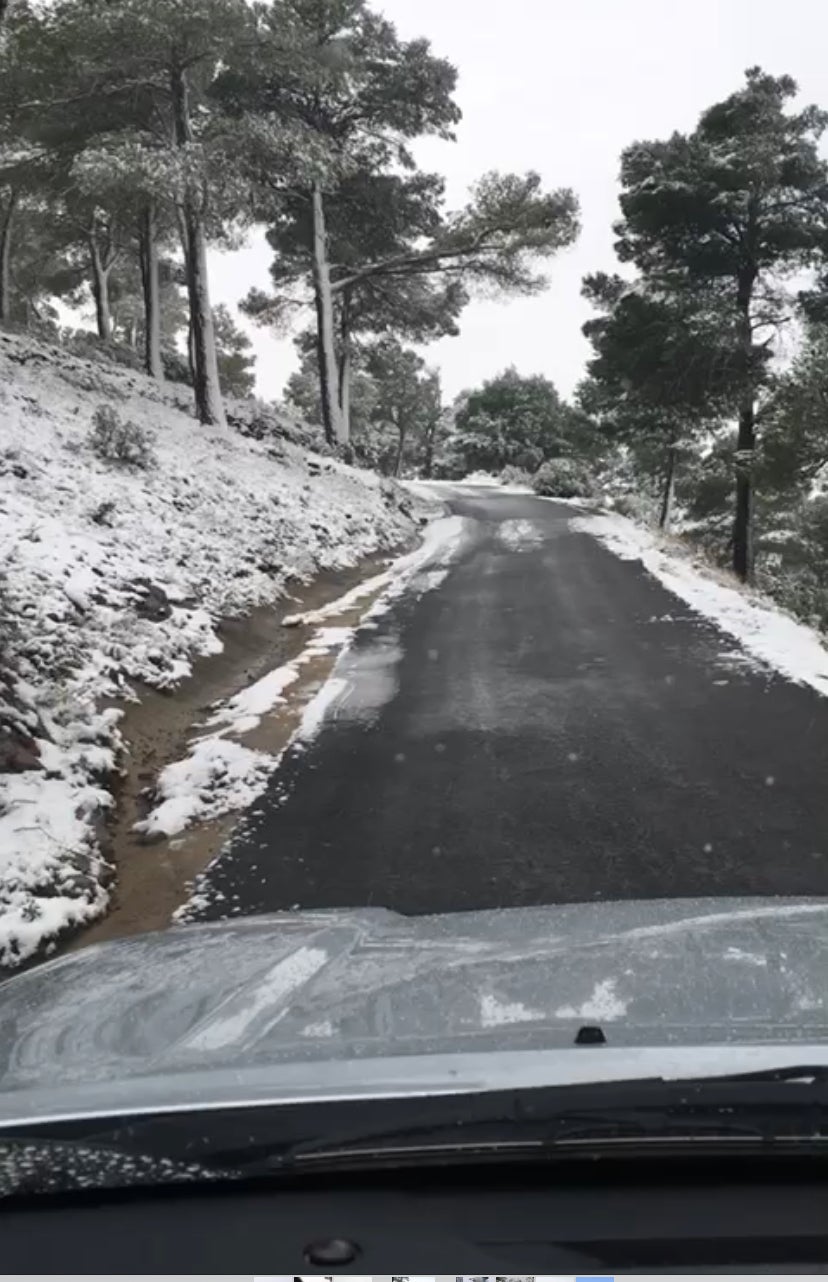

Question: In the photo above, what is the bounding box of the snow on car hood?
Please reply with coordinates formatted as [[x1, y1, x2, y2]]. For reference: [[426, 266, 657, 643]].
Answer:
[[1, 897, 828, 1123]]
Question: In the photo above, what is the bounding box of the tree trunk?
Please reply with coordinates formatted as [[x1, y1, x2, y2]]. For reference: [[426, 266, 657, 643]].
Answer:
[[313, 291, 334, 446], [183, 206, 224, 425], [311, 182, 344, 445], [337, 289, 352, 441], [732, 270, 757, 582], [338, 344, 351, 442], [171, 64, 224, 427], [88, 232, 112, 342], [187, 313, 196, 385], [0, 188, 17, 325], [138, 202, 163, 380], [392, 418, 407, 478], [422, 422, 436, 479], [658, 443, 678, 531]]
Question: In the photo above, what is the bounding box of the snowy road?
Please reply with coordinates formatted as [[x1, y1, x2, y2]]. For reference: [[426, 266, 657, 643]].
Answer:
[[189, 489, 828, 918]]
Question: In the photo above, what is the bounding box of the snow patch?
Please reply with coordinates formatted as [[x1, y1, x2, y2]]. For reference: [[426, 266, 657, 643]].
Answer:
[[203, 626, 352, 741], [497, 518, 545, 550], [181, 946, 329, 1051], [282, 570, 390, 627], [204, 667, 302, 737], [0, 330, 417, 962], [480, 993, 543, 1027], [135, 739, 279, 839], [724, 947, 768, 967], [410, 475, 534, 496], [293, 677, 350, 744], [555, 978, 628, 1022], [572, 511, 828, 697], [302, 1019, 335, 1038]]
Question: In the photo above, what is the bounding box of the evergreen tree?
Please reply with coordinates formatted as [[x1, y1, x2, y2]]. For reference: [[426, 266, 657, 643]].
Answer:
[[213, 303, 256, 398], [217, 0, 461, 445], [363, 338, 442, 477], [243, 169, 465, 439], [614, 68, 828, 578], [580, 272, 744, 528], [452, 368, 587, 475]]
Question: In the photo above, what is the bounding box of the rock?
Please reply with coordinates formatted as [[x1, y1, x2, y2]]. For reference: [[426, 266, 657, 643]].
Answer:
[[132, 578, 172, 622], [0, 726, 42, 773]]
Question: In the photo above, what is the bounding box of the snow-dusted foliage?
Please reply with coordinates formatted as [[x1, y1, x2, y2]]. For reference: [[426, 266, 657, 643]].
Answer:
[[0, 330, 417, 965]]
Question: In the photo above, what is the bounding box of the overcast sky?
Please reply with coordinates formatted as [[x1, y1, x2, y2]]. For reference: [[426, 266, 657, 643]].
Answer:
[[209, 0, 828, 404]]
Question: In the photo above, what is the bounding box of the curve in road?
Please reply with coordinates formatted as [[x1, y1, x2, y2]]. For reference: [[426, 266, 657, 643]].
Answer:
[[189, 489, 828, 919]]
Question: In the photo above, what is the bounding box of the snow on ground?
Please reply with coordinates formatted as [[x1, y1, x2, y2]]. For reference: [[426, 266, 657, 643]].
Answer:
[[497, 518, 545, 550], [133, 739, 278, 841], [572, 511, 828, 697], [145, 516, 470, 842], [0, 330, 422, 965], [406, 474, 534, 498], [285, 513, 468, 628], [136, 625, 352, 839]]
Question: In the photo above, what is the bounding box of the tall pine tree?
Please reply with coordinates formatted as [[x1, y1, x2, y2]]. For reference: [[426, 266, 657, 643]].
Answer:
[[614, 68, 828, 579]]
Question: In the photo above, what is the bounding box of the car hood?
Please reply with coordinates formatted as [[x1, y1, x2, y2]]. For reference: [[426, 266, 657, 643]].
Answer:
[[1, 896, 828, 1123]]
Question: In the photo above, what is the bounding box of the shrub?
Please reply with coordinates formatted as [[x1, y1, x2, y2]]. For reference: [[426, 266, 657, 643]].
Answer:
[[757, 562, 828, 632], [162, 348, 193, 386], [533, 457, 596, 499], [499, 465, 533, 487], [611, 492, 658, 523], [61, 329, 143, 373], [89, 404, 156, 469], [512, 446, 544, 473]]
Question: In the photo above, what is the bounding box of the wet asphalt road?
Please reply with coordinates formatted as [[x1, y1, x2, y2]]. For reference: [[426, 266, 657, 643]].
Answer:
[[192, 489, 828, 919]]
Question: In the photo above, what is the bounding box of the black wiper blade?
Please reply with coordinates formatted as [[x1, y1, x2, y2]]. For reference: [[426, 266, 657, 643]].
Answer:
[[689, 1064, 828, 1086], [220, 1071, 828, 1177]]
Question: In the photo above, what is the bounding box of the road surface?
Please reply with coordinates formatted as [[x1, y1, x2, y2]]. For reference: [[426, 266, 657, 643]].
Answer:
[[191, 489, 828, 918]]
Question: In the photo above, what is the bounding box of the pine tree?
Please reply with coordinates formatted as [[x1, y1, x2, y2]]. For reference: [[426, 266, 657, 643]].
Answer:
[[217, 0, 461, 445], [580, 272, 745, 529], [614, 68, 828, 579], [11, 0, 255, 422], [243, 169, 466, 441], [363, 339, 442, 477]]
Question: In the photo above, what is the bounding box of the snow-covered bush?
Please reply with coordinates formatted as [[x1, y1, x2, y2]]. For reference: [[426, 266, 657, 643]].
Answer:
[[757, 562, 828, 632], [499, 464, 533, 487], [533, 457, 596, 498], [89, 404, 156, 469], [61, 329, 143, 374], [0, 327, 422, 964], [162, 348, 192, 386], [611, 491, 657, 523]]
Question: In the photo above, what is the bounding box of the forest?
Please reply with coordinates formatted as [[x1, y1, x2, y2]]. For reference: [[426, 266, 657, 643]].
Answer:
[[3, 4, 828, 625]]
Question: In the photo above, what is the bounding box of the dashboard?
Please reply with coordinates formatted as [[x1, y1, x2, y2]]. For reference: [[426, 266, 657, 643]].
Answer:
[[2, 1156, 828, 1273]]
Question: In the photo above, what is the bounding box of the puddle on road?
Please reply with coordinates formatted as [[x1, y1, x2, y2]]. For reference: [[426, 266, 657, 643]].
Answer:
[[68, 554, 396, 952]]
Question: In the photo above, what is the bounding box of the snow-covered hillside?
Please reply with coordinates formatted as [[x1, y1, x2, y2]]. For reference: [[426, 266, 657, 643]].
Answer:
[[0, 331, 418, 966]]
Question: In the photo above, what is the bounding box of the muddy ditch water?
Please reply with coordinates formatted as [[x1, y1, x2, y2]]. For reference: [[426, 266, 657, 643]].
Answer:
[[68, 550, 400, 953]]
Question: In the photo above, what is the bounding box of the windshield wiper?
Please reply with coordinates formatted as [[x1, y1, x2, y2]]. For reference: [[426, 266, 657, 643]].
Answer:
[[693, 1064, 828, 1085], [3, 1065, 827, 1191], [208, 1069, 828, 1176]]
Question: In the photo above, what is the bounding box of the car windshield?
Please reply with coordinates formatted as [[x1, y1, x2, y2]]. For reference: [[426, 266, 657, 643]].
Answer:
[[1, 0, 828, 1202]]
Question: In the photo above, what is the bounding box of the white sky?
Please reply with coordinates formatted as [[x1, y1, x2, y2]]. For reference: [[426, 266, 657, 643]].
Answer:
[[209, 0, 828, 405]]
